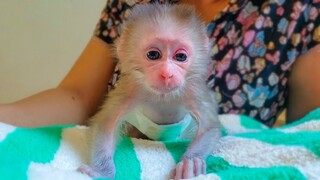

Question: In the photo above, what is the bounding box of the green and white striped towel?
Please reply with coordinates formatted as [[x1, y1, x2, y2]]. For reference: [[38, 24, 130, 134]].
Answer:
[[1, 109, 320, 180]]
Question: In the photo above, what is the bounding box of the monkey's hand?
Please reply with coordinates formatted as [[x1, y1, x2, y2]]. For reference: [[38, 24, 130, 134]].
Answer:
[[172, 157, 206, 180], [171, 127, 221, 179], [77, 155, 116, 178]]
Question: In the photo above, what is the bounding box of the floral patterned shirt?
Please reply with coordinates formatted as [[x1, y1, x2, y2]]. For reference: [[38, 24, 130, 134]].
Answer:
[[94, 0, 320, 126]]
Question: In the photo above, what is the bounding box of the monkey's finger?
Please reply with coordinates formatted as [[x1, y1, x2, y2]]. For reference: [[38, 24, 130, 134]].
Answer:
[[171, 168, 176, 179], [174, 162, 183, 180], [182, 159, 194, 178], [202, 159, 207, 174], [77, 165, 100, 177], [193, 157, 204, 176]]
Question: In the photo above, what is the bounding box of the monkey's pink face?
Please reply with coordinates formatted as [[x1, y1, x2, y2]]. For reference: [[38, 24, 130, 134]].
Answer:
[[139, 38, 193, 94]]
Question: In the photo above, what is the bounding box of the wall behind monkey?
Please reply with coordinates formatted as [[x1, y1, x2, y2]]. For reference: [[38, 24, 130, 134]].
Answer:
[[0, 0, 106, 103]]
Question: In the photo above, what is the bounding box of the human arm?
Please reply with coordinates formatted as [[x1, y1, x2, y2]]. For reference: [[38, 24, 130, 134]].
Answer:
[[0, 36, 116, 127], [287, 44, 320, 123], [283, 1, 320, 123]]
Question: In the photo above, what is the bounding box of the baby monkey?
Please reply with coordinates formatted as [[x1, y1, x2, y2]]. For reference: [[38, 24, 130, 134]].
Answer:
[[79, 3, 221, 179]]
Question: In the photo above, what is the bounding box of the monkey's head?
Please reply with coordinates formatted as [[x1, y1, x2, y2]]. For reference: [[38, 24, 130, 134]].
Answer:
[[116, 3, 211, 96]]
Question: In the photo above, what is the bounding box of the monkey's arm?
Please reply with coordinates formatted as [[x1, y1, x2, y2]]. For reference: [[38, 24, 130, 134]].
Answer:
[[79, 82, 137, 178], [0, 37, 115, 127], [174, 87, 221, 179]]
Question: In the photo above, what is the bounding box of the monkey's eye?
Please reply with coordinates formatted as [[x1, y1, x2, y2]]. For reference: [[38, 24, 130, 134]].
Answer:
[[174, 52, 188, 62], [146, 50, 161, 60]]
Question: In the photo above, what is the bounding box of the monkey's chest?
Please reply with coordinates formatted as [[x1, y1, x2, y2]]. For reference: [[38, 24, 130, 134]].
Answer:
[[121, 108, 197, 141]]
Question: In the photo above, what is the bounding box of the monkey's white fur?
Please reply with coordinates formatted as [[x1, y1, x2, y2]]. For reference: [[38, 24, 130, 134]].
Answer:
[[80, 3, 221, 179]]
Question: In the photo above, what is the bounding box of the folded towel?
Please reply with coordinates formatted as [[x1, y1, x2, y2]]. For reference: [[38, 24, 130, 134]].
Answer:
[[1, 109, 320, 180]]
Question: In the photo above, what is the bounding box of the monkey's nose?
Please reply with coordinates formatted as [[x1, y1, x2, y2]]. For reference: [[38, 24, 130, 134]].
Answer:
[[161, 72, 173, 79]]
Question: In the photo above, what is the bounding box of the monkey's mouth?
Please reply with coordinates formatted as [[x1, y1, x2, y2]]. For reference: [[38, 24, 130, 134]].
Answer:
[[150, 86, 179, 94]]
